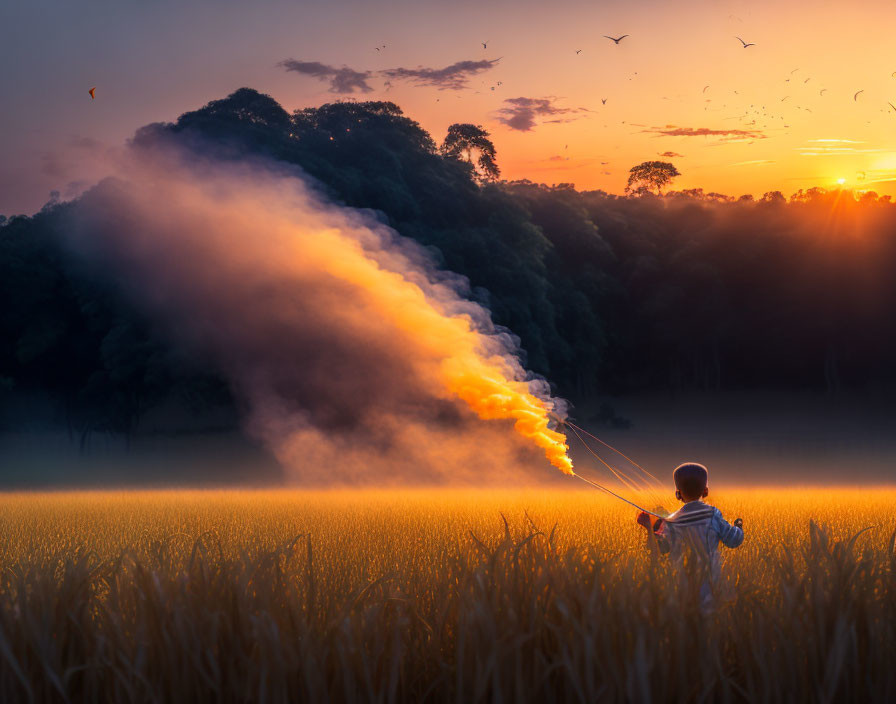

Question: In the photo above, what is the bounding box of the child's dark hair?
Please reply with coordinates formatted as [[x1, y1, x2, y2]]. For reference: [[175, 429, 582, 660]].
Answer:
[[673, 462, 708, 499]]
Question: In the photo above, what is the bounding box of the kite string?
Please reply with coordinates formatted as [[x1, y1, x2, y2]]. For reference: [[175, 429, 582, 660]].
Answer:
[[565, 422, 645, 496], [564, 419, 664, 486], [571, 472, 665, 519], [563, 418, 668, 507], [564, 421, 665, 507], [561, 420, 666, 518]]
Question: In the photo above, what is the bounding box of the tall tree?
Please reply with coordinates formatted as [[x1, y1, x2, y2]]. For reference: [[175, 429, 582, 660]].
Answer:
[[625, 161, 680, 195], [440, 123, 500, 182]]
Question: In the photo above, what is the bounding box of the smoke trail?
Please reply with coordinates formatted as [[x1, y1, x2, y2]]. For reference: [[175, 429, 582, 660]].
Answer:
[[64, 145, 571, 483]]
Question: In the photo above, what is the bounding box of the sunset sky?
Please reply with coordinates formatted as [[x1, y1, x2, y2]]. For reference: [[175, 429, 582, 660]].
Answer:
[[3, 0, 896, 214]]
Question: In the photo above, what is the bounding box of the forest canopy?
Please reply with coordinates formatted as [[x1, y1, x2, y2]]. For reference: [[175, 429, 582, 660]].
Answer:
[[3, 88, 896, 445]]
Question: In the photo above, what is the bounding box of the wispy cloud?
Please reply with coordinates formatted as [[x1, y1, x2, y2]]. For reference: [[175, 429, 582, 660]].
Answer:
[[658, 151, 684, 158], [281, 57, 500, 93], [797, 142, 884, 156], [862, 171, 896, 185], [807, 138, 865, 144], [381, 59, 499, 90], [279, 60, 374, 93], [730, 159, 775, 166], [643, 125, 766, 141], [496, 97, 590, 132], [799, 150, 884, 156], [797, 138, 880, 156]]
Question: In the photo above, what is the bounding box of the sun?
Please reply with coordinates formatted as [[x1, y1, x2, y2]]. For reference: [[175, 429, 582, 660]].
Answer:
[[837, 178, 847, 185]]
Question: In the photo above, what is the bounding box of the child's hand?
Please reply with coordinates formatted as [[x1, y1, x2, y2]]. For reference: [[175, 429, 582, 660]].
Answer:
[[636, 511, 652, 529], [733, 518, 743, 529]]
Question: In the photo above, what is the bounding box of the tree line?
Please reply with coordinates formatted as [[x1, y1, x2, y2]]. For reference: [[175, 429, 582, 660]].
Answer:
[[3, 88, 896, 443]]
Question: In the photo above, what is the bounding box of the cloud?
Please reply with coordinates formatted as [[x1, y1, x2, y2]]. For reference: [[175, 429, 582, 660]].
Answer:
[[279, 59, 374, 93], [280, 57, 500, 93], [862, 172, 896, 186], [799, 150, 884, 156], [807, 139, 865, 144], [643, 126, 766, 141], [796, 139, 882, 156], [730, 159, 775, 166], [658, 151, 684, 158], [496, 97, 590, 132], [381, 59, 499, 90]]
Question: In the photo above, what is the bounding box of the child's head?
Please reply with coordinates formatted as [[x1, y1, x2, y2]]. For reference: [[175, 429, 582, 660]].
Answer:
[[673, 462, 709, 502]]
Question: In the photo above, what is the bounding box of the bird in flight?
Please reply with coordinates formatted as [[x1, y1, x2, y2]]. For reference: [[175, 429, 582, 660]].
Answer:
[[576, 49, 582, 54], [735, 36, 755, 48], [703, 85, 709, 93], [88, 87, 96, 99], [482, 41, 488, 49], [888, 102, 896, 112], [603, 35, 629, 44], [819, 88, 827, 96], [854, 90, 864, 101], [601, 98, 607, 105]]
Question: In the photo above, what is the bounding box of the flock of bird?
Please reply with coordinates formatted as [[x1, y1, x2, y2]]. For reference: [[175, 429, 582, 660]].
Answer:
[[489, 34, 896, 137], [592, 34, 887, 116], [86, 33, 896, 140], [485, 34, 892, 125]]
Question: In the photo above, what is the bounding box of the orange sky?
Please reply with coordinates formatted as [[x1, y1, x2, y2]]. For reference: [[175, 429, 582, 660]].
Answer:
[[2, 0, 896, 213]]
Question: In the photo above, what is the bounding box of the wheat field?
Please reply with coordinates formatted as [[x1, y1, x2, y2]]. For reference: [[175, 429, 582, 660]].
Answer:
[[0, 487, 893, 703]]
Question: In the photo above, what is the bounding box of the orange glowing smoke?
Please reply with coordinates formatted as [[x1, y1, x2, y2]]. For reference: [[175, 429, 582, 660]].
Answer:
[[313, 230, 574, 475], [70, 151, 574, 478], [447, 367, 574, 475]]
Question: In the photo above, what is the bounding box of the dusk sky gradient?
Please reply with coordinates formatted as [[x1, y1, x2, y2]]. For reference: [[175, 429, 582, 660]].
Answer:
[[3, 0, 896, 214]]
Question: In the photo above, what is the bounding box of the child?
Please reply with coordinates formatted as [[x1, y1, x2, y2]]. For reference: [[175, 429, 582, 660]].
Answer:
[[636, 462, 744, 607]]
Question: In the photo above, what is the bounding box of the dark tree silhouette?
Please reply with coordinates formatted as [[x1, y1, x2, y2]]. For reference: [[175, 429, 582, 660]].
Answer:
[[6, 88, 896, 465], [440, 123, 500, 182], [625, 161, 680, 195]]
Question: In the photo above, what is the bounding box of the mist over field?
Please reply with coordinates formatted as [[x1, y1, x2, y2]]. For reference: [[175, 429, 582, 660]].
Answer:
[[3, 89, 896, 487]]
